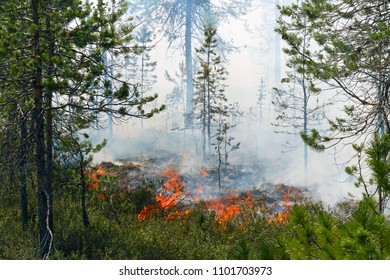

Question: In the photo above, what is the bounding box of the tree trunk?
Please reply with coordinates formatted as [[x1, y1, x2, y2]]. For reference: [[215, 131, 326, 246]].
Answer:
[[301, 23, 309, 185], [19, 108, 28, 230], [206, 49, 211, 156], [45, 7, 54, 234], [202, 79, 206, 162], [185, 0, 194, 127], [6, 102, 17, 193], [79, 152, 89, 227], [32, 0, 53, 259], [274, 0, 281, 90]]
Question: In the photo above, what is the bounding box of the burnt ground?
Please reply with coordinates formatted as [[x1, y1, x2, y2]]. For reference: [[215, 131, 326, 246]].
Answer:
[[95, 149, 311, 213]]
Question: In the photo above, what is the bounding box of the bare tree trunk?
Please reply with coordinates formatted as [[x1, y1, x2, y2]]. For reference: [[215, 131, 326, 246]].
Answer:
[[185, 0, 194, 127], [6, 102, 17, 194], [202, 79, 206, 162], [206, 50, 211, 156]]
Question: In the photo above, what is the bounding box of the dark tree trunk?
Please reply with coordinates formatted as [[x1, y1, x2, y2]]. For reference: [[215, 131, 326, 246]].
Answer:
[[45, 2, 54, 233], [78, 142, 89, 227], [80, 164, 90, 227], [202, 79, 206, 162], [32, 0, 53, 259], [6, 102, 17, 193], [19, 108, 28, 230]]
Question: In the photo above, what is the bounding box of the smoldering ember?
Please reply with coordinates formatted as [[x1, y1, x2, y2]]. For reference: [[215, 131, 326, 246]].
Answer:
[[0, 0, 389, 261]]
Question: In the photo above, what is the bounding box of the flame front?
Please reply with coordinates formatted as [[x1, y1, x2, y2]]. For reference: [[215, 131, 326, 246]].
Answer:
[[137, 168, 260, 228], [86, 165, 105, 190], [138, 168, 186, 221], [268, 190, 291, 224]]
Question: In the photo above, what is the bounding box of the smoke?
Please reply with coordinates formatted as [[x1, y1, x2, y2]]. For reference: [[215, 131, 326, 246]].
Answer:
[[87, 2, 364, 208], [89, 114, 362, 208], [227, 120, 362, 206]]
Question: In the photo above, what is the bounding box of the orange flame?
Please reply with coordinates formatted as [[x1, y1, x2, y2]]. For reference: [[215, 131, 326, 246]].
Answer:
[[96, 165, 105, 176], [138, 168, 185, 221], [85, 165, 105, 190], [268, 190, 291, 224], [136, 169, 262, 229], [207, 197, 240, 224]]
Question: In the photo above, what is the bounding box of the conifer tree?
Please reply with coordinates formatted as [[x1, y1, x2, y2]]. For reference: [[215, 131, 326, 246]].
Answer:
[[130, 0, 252, 127], [164, 62, 186, 130], [276, 0, 389, 149], [276, 0, 389, 209], [129, 25, 158, 129], [257, 78, 267, 128], [346, 132, 390, 214], [0, 0, 164, 258], [193, 24, 228, 162]]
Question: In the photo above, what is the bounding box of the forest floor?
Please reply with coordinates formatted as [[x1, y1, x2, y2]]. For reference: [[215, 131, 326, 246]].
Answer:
[[94, 149, 311, 215]]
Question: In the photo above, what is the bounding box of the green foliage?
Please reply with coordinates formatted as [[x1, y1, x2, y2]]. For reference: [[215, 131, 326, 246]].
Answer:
[[193, 23, 230, 162], [300, 129, 326, 152], [365, 133, 390, 194], [0, 0, 165, 257], [284, 198, 390, 260], [0, 206, 36, 259], [276, 0, 390, 148], [1, 164, 389, 260], [346, 132, 390, 213]]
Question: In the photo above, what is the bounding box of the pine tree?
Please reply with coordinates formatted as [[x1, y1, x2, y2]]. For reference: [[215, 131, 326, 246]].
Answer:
[[193, 24, 228, 162], [164, 62, 186, 130], [345, 132, 390, 214], [274, 2, 328, 183], [130, 0, 252, 127], [276, 0, 389, 149], [285, 197, 390, 259], [129, 25, 158, 130], [257, 78, 267, 128], [0, 0, 164, 258]]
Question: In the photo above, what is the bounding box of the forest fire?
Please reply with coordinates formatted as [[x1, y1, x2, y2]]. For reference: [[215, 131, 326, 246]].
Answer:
[[88, 159, 306, 226], [136, 167, 263, 228], [86, 165, 106, 189], [138, 168, 189, 221], [268, 190, 292, 224], [86, 160, 307, 228]]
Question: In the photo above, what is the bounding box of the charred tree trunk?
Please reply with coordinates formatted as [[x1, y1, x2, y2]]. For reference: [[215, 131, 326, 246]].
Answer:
[[80, 163, 89, 227], [302, 27, 309, 185], [32, 0, 53, 259]]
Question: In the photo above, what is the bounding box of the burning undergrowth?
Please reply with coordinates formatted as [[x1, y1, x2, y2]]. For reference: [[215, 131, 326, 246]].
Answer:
[[88, 150, 310, 227]]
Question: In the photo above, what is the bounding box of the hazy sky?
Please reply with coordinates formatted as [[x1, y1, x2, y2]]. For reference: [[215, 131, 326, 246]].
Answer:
[[149, 1, 278, 110]]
